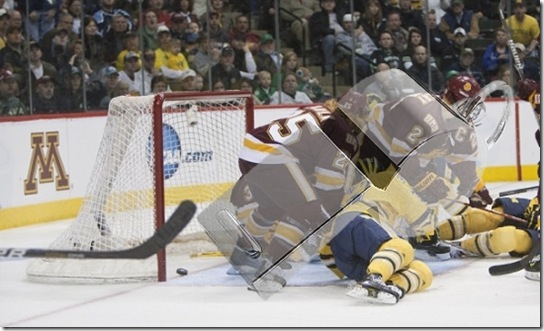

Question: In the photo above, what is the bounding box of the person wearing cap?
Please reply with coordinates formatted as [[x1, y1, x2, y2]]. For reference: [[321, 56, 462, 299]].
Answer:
[[308, 0, 349, 72], [93, 0, 134, 37], [32, 75, 65, 114], [181, 32, 201, 61], [118, 51, 140, 94], [0, 69, 27, 116], [169, 13, 189, 41], [115, 32, 142, 71], [230, 32, 257, 79], [210, 44, 241, 90], [336, 13, 376, 81], [61, 66, 86, 111], [134, 48, 160, 95], [179, 69, 197, 91], [512, 42, 540, 82], [505, 0, 540, 58], [279, 0, 320, 54], [154, 24, 181, 79], [254, 34, 282, 75], [445, 47, 486, 87], [98, 66, 120, 108], [440, 0, 480, 41], [24, 40, 58, 92], [438, 26, 469, 71]]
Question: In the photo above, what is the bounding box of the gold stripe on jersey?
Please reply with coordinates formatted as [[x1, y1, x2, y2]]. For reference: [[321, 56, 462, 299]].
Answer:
[[314, 166, 345, 191], [239, 134, 297, 164], [274, 220, 305, 248], [286, 162, 318, 202]]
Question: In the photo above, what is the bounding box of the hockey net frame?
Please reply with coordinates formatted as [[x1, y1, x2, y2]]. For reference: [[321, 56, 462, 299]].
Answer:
[[26, 91, 253, 283]]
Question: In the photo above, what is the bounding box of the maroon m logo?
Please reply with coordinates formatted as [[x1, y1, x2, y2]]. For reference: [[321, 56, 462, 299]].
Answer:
[[24, 132, 69, 194]]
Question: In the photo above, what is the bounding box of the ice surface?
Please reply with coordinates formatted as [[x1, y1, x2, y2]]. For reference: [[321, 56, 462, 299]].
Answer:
[[0, 181, 540, 327]]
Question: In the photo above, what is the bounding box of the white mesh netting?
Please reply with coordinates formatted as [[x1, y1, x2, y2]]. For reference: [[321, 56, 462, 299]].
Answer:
[[26, 92, 251, 283]]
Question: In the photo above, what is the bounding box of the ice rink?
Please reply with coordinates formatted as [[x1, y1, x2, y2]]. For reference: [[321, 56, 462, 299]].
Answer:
[[0, 181, 541, 328]]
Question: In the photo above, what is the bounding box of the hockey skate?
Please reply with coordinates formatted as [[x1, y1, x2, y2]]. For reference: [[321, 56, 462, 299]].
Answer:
[[346, 274, 405, 304], [442, 240, 480, 259], [410, 233, 451, 261], [524, 254, 540, 281]]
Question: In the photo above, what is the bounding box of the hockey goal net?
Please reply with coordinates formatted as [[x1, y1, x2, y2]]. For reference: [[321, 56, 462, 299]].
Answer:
[[26, 91, 253, 283]]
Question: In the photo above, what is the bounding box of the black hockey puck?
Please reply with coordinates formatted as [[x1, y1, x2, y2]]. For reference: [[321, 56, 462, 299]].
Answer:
[[176, 268, 188, 276]]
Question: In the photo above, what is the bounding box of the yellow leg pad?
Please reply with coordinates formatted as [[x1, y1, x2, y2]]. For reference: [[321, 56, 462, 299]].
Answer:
[[389, 260, 433, 294], [512, 228, 533, 255], [367, 238, 414, 281], [464, 207, 504, 233], [489, 226, 520, 254]]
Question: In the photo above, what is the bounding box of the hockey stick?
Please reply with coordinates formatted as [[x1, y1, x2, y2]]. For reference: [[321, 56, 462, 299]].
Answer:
[[499, 185, 539, 197], [498, 0, 525, 80], [445, 198, 528, 225], [489, 237, 540, 276], [0, 200, 197, 260]]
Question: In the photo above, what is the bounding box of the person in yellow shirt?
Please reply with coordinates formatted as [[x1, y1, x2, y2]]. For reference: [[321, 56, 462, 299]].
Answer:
[[165, 37, 189, 72], [506, 0, 540, 57], [115, 32, 142, 71]]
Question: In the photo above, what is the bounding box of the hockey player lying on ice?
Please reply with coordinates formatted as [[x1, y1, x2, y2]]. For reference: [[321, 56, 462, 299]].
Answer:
[[227, 69, 498, 302], [436, 78, 541, 282]]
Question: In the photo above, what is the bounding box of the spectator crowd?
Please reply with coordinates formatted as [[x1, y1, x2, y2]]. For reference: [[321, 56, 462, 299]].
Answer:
[[0, 0, 540, 116]]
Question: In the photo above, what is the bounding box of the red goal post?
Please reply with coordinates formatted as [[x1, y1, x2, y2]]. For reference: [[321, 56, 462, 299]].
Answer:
[[26, 91, 254, 283]]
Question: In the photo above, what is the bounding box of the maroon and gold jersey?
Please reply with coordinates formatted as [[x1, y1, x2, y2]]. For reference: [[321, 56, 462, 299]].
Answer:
[[365, 93, 447, 164], [239, 105, 361, 193]]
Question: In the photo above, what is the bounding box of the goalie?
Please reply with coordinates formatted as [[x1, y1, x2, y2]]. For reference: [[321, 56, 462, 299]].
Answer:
[[437, 77, 541, 281]]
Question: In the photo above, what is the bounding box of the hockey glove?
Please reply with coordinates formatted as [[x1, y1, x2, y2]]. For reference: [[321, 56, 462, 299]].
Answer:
[[523, 203, 540, 230], [469, 186, 493, 208], [413, 172, 450, 204]]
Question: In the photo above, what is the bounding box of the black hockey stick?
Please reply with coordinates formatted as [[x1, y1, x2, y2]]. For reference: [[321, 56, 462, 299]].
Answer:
[[0, 200, 197, 260], [498, 0, 525, 80], [499, 185, 539, 197], [489, 238, 540, 276]]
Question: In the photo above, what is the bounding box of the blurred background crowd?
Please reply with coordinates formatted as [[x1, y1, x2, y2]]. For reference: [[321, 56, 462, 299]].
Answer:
[[0, 0, 540, 115]]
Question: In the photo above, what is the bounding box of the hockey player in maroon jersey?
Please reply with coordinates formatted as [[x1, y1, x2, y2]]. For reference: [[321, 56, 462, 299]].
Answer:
[[437, 78, 540, 281], [230, 101, 364, 277], [338, 72, 489, 261]]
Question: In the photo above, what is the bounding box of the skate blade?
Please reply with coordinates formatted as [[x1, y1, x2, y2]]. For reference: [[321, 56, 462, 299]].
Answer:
[[415, 249, 451, 262], [345, 285, 398, 304], [525, 271, 540, 282]]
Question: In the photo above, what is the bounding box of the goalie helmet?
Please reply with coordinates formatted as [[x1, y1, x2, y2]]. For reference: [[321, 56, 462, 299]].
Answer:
[[443, 74, 481, 105], [517, 78, 539, 102]]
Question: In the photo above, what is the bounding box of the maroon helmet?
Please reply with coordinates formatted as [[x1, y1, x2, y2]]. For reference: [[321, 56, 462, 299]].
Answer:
[[444, 75, 481, 105], [517, 78, 539, 102]]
